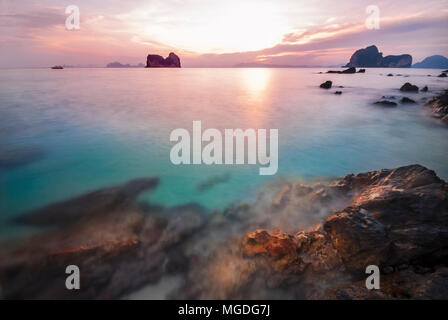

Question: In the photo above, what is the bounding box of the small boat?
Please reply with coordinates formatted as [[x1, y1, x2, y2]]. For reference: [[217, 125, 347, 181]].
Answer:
[[51, 66, 64, 69]]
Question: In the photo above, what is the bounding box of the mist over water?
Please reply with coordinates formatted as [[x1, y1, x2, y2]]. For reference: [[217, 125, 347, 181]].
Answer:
[[1, 67, 447, 233]]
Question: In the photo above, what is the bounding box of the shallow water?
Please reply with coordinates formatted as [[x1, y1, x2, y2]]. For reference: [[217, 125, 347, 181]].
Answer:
[[1, 67, 447, 234]]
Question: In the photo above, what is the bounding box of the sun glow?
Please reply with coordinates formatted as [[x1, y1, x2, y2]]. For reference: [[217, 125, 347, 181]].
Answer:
[[139, 2, 289, 53]]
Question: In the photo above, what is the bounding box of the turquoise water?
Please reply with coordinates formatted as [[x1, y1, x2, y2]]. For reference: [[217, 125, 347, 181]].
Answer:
[[1, 68, 447, 228]]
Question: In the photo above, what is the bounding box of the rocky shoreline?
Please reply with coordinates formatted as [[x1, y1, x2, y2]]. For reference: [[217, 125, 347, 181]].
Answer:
[[1, 164, 447, 299]]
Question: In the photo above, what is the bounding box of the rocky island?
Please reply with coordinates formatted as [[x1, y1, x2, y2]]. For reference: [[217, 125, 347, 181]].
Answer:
[[345, 45, 412, 68], [146, 52, 181, 68]]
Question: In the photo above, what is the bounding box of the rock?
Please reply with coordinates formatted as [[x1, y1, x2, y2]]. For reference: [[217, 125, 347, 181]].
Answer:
[[0, 180, 205, 299], [345, 45, 412, 68], [422, 86, 428, 92], [438, 73, 447, 78], [13, 178, 159, 227], [400, 97, 416, 104], [327, 67, 356, 74], [238, 164, 448, 299], [427, 90, 448, 123], [374, 100, 397, 107], [381, 96, 395, 99], [387, 73, 394, 76], [320, 81, 332, 89], [3, 164, 448, 300], [358, 69, 366, 73], [146, 52, 181, 68], [334, 91, 342, 95], [400, 82, 419, 92]]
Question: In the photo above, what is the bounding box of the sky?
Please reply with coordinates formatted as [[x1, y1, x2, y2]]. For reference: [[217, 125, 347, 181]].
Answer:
[[0, 0, 447, 67]]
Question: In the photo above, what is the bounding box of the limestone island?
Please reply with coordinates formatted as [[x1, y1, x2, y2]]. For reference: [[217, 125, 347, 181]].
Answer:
[[146, 52, 181, 68], [345, 45, 412, 68]]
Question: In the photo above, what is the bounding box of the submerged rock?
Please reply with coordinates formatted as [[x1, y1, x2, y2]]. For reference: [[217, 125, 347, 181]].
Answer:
[[0, 146, 44, 169], [320, 81, 332, 89], [13, 177, 159, 227], [374, 100, 398, 107], [400, 82, 419, 92], [400, 97, 416, 104], [0, 178, 205, 299]]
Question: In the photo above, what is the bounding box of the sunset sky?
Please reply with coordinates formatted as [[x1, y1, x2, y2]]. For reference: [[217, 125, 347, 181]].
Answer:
[[0, 0, 447, 68]]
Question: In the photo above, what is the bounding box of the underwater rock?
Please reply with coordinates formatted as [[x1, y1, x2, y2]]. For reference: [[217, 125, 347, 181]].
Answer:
[[0, 146, 44, 169], [374, 100, 397, 107], [400, 97, 416, 104], [13, 177, 159, 227], [0, 179, 205, 299]]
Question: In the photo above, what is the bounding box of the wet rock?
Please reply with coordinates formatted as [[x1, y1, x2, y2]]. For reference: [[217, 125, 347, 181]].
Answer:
[[358, 69, 366, 73], [374, 100, 398, 107], [237, 164, 448, 299], [400, 82, 419, 92], [400, 97, 416, 104], [334, 91, 342, 95], [320, 81, 332, 89], [426, 90, 448, 123], [387, 73, 394, 77], [438, 73, 447, 78], [422, 86, 428, 92]]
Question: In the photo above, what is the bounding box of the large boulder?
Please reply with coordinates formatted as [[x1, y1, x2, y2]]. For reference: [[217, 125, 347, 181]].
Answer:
[[146, 52, 181, 68]]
